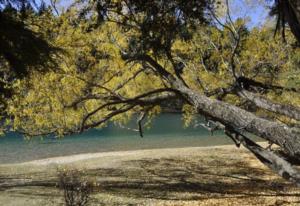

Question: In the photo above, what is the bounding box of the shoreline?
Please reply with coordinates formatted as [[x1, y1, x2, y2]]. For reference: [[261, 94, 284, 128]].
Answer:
[[6, 143, 268, 166]]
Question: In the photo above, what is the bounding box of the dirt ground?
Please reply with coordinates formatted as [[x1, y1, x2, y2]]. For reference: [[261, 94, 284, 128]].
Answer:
[[0, 144, 299, 205]]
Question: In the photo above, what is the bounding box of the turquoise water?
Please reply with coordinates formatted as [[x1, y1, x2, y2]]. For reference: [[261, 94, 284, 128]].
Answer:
[[0, 113, 236, 164]]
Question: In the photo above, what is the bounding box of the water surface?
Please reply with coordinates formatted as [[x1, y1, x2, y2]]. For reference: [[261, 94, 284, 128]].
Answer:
[[0, 113, 243, 164]]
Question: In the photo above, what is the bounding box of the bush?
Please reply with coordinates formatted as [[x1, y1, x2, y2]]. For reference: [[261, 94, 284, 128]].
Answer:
[[57, 169, 94, 206]]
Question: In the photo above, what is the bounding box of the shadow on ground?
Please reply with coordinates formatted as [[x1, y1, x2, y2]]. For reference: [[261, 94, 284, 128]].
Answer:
[[1, 153, 300, 205], [90, 157, 300, 201]]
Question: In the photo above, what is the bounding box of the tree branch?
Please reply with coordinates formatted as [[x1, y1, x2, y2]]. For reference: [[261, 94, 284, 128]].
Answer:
[[80, 88, 179, 131], [226, 128, 300, 186], [237, 89, 300, 121]]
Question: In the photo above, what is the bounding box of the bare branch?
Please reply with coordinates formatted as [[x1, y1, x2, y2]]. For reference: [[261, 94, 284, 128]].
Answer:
[[209, 8, 237, 39], [229, 28, 241, 79], [137, 110, 148, 138], [50, 0, 59, 16], [237, 89, 300, 121], [225, 0, 238, 36], [81, 104, 136, 132], [80, 88, 179, 131], [113, 67, 147, 92]]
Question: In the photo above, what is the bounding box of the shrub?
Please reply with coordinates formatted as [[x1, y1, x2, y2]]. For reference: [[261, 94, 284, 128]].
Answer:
[[57, 169, 94, 206]]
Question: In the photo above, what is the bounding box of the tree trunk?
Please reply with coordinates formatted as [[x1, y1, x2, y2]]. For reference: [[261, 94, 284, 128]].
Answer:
[[173, 81, 300, 157], [226, 131, 300, 185], [284, 0, 300, 43], [136, 54, 300, 159]]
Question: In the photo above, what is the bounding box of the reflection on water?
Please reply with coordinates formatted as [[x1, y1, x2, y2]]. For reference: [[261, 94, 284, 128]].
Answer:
[[0, 113, 240, 164]]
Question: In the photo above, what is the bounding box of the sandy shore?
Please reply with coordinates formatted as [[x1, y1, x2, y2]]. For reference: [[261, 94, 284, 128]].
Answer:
[[1, 144, 300, 206], [20, 145, 237, 166]]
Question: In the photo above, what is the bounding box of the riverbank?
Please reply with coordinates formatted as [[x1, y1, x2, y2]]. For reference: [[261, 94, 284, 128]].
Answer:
[[0, 144, 299, 205]]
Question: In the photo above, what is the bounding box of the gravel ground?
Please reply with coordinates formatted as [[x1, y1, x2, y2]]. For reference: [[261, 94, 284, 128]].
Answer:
[[0, 144, 299, 205]]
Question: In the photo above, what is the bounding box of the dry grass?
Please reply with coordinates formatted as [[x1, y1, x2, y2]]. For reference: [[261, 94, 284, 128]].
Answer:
[[0, 145, 300, 205]]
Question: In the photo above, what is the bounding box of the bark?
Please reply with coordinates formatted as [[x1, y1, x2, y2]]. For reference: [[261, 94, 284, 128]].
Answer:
[[133, 54, 300, 158], [173, 80, 300, 157], [227, 131, 300, 185], [284, 0, 300, 43], [183, 83, 300, 183], [237, 89, 300, 121]]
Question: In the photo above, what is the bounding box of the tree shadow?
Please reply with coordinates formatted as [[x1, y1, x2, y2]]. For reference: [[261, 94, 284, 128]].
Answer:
[[1, 155, 300, 204], [89, 157, 300, 202]]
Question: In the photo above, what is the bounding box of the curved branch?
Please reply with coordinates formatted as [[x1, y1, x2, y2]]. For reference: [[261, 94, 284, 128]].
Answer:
[[81, 104, 136, 131], [80, 88, 179, 131]]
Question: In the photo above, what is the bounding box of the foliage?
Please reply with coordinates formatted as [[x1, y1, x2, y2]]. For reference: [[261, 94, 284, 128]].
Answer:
[[0, 3, 61, 128], [6, 2, 300, 136]]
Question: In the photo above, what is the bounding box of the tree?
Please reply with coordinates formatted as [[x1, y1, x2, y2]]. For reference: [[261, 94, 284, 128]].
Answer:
[[0, 0, 60, 125], [271, 0, 300, 43], [7, 0, 300, 185]]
